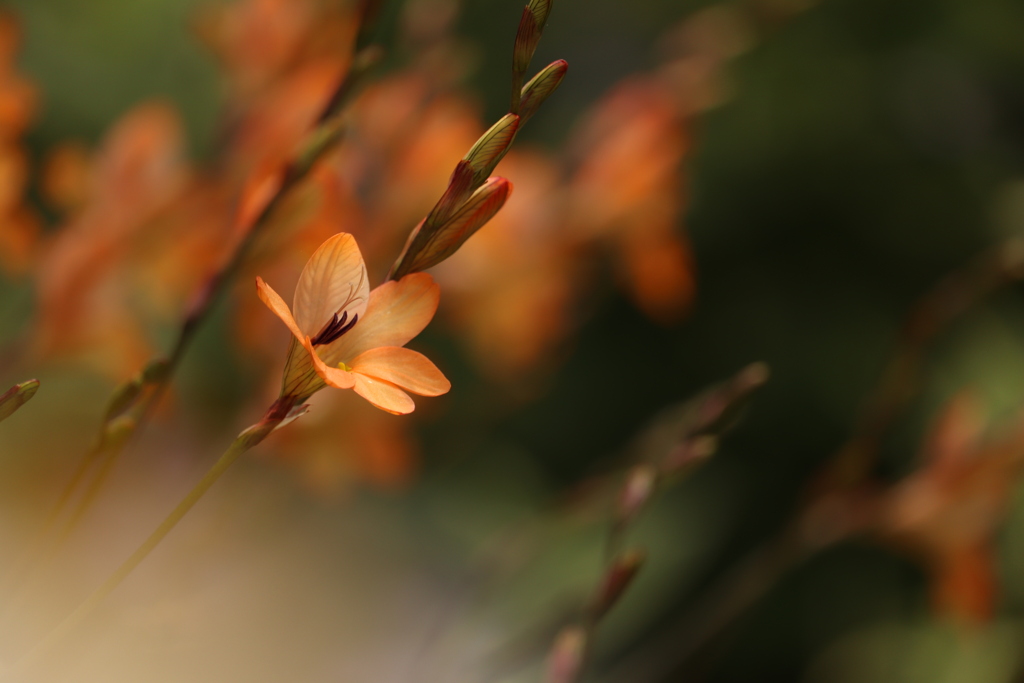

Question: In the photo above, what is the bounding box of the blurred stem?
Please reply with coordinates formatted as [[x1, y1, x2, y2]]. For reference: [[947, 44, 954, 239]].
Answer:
[[45, 12, 386, 541], [7, 397, 296, 678], [598, 241, 1024, 681], [0, 442, 102, 604], [56, 436, 131, 543], [598, 527, 811, 683], [824, 239, 1024, 488]]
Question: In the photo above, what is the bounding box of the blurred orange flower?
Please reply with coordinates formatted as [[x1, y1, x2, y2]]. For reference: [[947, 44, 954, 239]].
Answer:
[[33, 102, 190, 375], [268, 389, 420, 494], [0, 11, 38, 277], [880, 392, 1023, 624], [257, 232, 450, 413], [567, 77, 695, 323]]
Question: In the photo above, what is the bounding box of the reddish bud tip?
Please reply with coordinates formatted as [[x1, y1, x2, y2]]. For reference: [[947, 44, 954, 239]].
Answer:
[[616, 464, 657, 525], [0, 379, 38, 423], [546, 626, 586, 683], [591, 550, 646, 620]]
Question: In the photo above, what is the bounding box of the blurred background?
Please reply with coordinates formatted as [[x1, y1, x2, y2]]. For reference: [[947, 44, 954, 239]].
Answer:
[[2, 0, 1024, 681]]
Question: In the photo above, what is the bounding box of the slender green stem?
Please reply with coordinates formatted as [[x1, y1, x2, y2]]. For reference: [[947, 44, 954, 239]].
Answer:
[[42, 26, 382, 540], [3, 5, 387, 643], [6, 398, 294, 679], [0, 441, 102, 600]]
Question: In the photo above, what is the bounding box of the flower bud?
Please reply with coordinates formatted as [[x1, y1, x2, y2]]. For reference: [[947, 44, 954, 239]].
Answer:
[[0, 379, 38, 423], [590, 549, 645, 620], [615, 464, 656, 527], [392, 177, 513, 277], [520, 60, 568, 125], [546, 625, 586, 683]]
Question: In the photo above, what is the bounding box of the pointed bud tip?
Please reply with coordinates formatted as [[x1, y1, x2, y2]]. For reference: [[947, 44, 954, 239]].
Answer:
[[102, 414, 138, 449], [547, 626, 587, 683], [662, 434, 718, 474], [490, 175, 514, 196], [740, 362, 770, 387], [616, 464, 657, 523], [519, 61, 569, 123], [618, 548, 647, 570], [591, 549, 646, 620], [527, 0, 554, 29], [141, 359, 170, 385], [0, 379, 41, 422]]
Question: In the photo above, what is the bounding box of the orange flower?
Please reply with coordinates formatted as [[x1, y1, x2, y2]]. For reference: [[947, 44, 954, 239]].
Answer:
[[256, 232, 450, 414]]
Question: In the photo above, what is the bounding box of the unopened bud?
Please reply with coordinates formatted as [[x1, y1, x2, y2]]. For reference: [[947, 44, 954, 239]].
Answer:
[[392, 177, 512, 278], [591, 549, 645, 620], [519, 60, 568, 125], [547, 625, 586, 683], [141, 359, 171, 385], [102, 414, 137, 450], [513, 0, 554, 79], [464, 114, 520, 183], [692, 361, 770, 436], [662, 435, 718, 474], [616, 465, 656, 526], [103, 379, 142, 423], [0, 379, 39, 423]]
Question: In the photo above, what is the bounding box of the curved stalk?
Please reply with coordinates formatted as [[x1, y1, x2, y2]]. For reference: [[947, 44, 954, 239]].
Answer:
[[6, 397, 295, 678]]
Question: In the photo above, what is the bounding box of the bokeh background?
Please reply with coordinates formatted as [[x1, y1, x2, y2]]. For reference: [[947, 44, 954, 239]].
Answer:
[[2, 0, 1024, 681]]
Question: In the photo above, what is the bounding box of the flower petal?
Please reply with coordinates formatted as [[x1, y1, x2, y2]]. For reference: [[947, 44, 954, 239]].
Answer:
[[352, 373, 416, 415], [293, 233, 370, 338], [303, 336, 356, 389], [257, 276, 304, 343], [327, 272, 440, 362], [350, 346, 450, 397]]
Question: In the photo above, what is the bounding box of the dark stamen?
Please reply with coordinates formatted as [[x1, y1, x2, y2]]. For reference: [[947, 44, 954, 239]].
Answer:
[[310, 311, 359, 346]]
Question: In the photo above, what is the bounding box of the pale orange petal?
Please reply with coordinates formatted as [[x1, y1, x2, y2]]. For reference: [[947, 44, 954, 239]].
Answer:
[[302, 336, 356, 389], [256, 276, 304, 343], [350, 346, 450, 396], [327, 272, 439, 362], [352, 373, 416, 415], [293, 233, 370, 338]]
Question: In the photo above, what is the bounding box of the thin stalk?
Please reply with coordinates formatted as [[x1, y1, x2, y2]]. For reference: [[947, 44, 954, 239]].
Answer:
[[597, 529, 810, 683], [5, 397, 295, 679], [599, 241, 1024, 682], [0, 442, 102, 600], [3, 0, 388, 637], [44, 26, 383, 540]]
